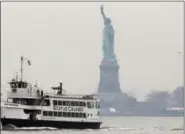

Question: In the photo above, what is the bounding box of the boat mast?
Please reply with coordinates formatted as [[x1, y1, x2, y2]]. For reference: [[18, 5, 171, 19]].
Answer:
[[21, 56, 23, 81]]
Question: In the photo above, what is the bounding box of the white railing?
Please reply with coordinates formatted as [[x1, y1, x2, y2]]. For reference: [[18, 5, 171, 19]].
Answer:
[[1, 101, 42, 110], [7, 91, 40, 98]]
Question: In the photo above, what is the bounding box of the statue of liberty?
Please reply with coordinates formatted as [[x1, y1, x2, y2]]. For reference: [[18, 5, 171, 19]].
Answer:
[[100, 5, 115, 61]]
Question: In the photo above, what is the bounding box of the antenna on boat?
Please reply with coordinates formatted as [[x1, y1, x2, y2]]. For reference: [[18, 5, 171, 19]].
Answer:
[[20, 56, 23, 81], [15, 72, 18, 81]]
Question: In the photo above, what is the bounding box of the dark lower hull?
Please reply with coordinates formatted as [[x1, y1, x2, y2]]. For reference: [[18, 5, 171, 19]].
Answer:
[[1, 118, 101, 129]]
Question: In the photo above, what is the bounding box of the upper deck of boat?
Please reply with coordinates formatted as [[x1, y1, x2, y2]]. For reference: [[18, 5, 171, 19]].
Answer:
[[43, 93, 99, 101]]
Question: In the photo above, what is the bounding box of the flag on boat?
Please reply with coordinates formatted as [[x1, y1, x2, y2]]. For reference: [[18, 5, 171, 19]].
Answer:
[[21, 56, 31, 66]]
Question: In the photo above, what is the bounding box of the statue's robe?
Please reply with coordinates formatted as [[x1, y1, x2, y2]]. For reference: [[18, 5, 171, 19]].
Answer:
[[103, 24, 115, 60]]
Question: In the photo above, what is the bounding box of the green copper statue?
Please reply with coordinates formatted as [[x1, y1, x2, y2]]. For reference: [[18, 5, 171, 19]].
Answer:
[[100, 5, 115, 61]]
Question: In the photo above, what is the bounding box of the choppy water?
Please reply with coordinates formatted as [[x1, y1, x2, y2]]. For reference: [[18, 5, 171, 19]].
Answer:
[[1, 116, 184, 134]]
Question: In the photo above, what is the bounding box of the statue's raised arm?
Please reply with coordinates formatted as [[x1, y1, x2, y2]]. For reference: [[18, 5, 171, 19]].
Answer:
[[100, 5, 106, 21]]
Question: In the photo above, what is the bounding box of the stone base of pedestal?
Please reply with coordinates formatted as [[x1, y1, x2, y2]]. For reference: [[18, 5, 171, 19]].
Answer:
[[98, 58, 122, 93]]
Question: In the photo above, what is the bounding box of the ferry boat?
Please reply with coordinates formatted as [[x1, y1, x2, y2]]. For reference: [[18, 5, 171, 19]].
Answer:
[[1, 56, 102, 129]]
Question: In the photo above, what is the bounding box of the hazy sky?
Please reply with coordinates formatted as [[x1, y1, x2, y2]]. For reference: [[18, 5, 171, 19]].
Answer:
[[1, 2, 184, 101]]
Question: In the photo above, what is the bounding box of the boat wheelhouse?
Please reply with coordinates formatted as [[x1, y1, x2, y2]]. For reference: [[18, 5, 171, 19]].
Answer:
[[1, 56, 102, 129]]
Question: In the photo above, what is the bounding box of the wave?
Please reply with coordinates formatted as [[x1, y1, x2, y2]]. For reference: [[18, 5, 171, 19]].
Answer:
[[100, 126, 144, 131], [170, 128, 184, 131], [2, 125, 183, 132], [1, 126, 58, 131], [2, 126, 140, 132]]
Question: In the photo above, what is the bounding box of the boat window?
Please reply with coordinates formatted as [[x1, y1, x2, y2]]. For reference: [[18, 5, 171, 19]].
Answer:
[[87, 102, 95, 109], [69, 112, 72, 117], [72, 112, 75, 117], [71, 101, 74, 106], [87, 102, 90, 108], [78, 102, 81, 106], [43, 111, 47, 116], [53, 100, 57, 105], [74, 101, 77, 106], [22, 83, 25, 88], [63, 101, 66, 106], [18, 83, 22, 88], [46, 112, 87, 118], [66, 101, 70, 106], [80, 102, 83, 106], [12, 88, 17, 93], [63, 112, 67, 117], [58, 101, 62, 105], [42, 99, 50, 106], [48, 111, 52, 116], [58, 112, 62, 117], [67, 112, 70, 117], [12, 99, 17, 103], [77, 102, 81, 106], [54, 111, 57, 116], [87, 102, 91, 108], [66, 112, 69, 117], [83, 102, 86, 107], [76, 113, 79, 117]]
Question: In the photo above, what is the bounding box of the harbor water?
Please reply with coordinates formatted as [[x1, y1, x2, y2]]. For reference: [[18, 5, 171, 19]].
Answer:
[[1, 116, 183, 134]]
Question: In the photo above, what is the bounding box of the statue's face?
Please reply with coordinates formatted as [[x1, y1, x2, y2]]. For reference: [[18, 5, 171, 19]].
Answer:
[[104, 18, 111, 25]]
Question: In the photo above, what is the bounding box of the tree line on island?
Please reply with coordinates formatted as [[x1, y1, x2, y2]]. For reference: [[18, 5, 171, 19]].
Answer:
[[100, 86, 184, 116]]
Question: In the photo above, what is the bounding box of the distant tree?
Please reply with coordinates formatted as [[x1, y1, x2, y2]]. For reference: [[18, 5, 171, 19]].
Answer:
[[171, 87, 184, 107], [115, 92, 137, 112], [145, 91, 170, 111]]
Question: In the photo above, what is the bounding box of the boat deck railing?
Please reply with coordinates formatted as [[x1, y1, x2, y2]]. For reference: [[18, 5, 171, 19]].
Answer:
[[7, 90, 41, 99], [43, 93, 99, 100]]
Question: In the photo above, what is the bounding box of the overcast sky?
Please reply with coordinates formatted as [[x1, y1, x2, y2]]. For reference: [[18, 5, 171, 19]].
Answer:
[[1, 2, 184, 101]]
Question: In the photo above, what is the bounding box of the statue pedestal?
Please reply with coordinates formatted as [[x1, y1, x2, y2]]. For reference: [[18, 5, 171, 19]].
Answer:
[[98, 58, 121, 93], [97, 58, 126, 114]]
